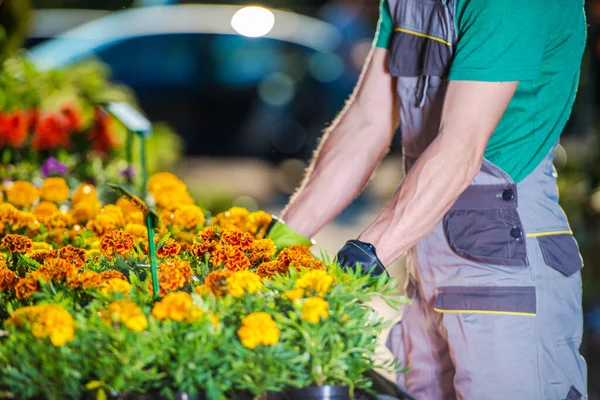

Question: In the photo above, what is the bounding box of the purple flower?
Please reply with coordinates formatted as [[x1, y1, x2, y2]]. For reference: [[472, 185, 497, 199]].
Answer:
[[120, 166, 137, 180], [40, 157, 68, 178]]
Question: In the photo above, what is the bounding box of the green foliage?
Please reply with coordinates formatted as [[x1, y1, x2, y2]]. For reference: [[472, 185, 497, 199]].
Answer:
[[0, 0, 32, 61]]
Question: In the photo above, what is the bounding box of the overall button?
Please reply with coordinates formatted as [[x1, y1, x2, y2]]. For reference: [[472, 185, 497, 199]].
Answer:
[[502, 189, 515, 201], [510, 226, 523, 239]]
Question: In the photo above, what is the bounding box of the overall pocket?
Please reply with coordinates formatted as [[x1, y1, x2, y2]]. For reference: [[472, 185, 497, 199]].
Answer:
[[536, 233, 583, 276], [443, 185, 528, 267]]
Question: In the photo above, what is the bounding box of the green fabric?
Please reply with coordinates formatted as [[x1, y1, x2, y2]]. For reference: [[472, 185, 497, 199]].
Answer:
[[267, 221, 314, 250], [373, 0, 393, 49], [373, 0, 586, 183]]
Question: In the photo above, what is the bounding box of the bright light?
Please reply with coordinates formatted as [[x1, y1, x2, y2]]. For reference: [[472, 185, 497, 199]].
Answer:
[[231, 6, 275, 38]]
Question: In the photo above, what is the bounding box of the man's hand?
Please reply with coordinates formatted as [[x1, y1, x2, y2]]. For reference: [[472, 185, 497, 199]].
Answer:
[[336, 239, 389, 277], [266, 216, 314, 250]]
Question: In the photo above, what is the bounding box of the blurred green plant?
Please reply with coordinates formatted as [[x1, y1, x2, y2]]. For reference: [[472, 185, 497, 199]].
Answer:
[[0, 0, 32, 61]]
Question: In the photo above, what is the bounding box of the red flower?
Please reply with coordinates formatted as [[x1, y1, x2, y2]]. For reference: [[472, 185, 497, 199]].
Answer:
[[60, 103, 83, 132], [0, 110, 31, 148], [32, 112, 71, 151], [89, 108, 117, 153]]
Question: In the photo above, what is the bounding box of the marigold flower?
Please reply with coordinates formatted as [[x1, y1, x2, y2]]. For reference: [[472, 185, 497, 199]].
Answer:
[[100, 278, 132, 296], [125, 223, 148, 239], [0, 203, 18, 225], [152, 291, 203, 323], [107, 300, 148, 332], [71, 199, 102, 223], [171, 205, 205, 230], [40, 177, 70, 203], [237, 312, 280, 349], [86, 213, 121, 236], [1, 234, 33, 253], [71, 183, 98, 205], [10, 304, 75, 346], [212, 207, 251, 232], [45, 211, 75, 230], [277, 248, 325, 271], [99, 270, 128, 281], [221, 230, 254, 249], [116, 197, 139, 215], [148, 263, 186, 296], [248, 210, 272, 238], [12, 211, 38, 231], [148, 172, 182, 192], [0, 110, 30, 148], [156, 238, 181, 258], [100, 230, 135, 258], [284, 288, 304, 302], [0, 267, 18, 291], [203, 270, 233, 297], [210, 245, 251, 271], [250, 238, 276, 265], [256, 260, 289, 278], [302, 297, 329, 324], [67, 270, 102, 289], [161, 260, 193, 284], [153, 187, 195, 210], [27, 249, 59, 265], [37, 258, 77, 282], [32, 112, 71, 151], [6, 181, 39, 209], [226, 271, 263, 298], [59, 245, 87, 268], [33, 201, 59, 222], [295, 270, 334, 296], [14, 272, 42, 299]]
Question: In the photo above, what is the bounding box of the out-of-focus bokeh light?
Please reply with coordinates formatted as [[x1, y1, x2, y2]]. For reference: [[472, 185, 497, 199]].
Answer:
[[274, 158, 307, 194], [231, 6, 275, 38], [309, 52, 344, 82], [259, 73, 295, 106], [554, 143, 568, 171], [232, 195, 260, 211]]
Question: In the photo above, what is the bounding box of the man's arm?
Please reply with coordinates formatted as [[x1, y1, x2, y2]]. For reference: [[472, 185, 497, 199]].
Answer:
[[357, 80, 519, 266], [280, 47, 398, 238]]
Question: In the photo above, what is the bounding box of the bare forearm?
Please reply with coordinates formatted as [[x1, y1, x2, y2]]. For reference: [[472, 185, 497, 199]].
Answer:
[[358, 132, 482, 265]]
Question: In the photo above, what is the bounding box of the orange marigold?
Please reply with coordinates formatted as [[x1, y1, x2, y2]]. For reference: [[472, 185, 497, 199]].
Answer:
[[59, 245, 86, 268], [14, 272, 42, 299], [100, 230, 135, 258], [203, 270, 233, 297], [6, 181, 39, 209], [221, 230, 254, 250], [27, 249, 59, 265], [210, 245, 251, 271], [256, 260, 289, 278], [0, 267, 18, 291], [33, 201, 59, 222], [148, 263, 186, 296], [67, 270, 102, 289], [71, 183, 98, 205], [156, 239, 181, 258], [161, 260, 193, 284], [99, 270, 128, 281], [1, 234, 33, 253], [37, 258, 77, 282], [250, 238, 277, 265]]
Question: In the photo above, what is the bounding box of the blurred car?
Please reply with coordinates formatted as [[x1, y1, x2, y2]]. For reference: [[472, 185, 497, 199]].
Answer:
[[26, 5, 363, 162]]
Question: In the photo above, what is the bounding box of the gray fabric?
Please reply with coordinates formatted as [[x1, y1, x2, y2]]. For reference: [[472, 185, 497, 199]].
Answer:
[[567, 386, 583, 400], [538, 234, 584, 277], [434, 286, 536, 314]]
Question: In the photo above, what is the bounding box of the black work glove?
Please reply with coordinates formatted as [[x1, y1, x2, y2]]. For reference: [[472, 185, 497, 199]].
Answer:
[[335, 239, 389, 277]]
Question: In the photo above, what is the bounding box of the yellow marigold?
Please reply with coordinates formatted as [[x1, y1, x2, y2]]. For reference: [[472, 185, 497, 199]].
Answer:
[[100, 230, 135, 258], [203, 270, 232, 297], [250, 238, 276, 265], [148, 172, 182, 192], [45, 211, 75, 230], [171, 205, 205, 230], [71, 183, 98, 205], [67, 270, 102, 289], [152, 291, 203, 323], [301, 297, 329, 324], [40, 177, 70, 203], [125, 223, 148, 239], [237, 312, 280, 349], [156, 238, 181, 258], [152, 186, 195, 210], [100, 278, 132, 296], [33, 201, 59, 222], [1, 234, 33, 253], [33, 241, 53, 250], [116, 197, 139, 216], [0, 221, 4, 235], [0, 203, 18, 225], [226, 271, 263, 298], [248, 210, 272, 238], [107, 300, 148, 332], [27, 249, 58, 265], [86, 213, 121, 237], [86, 249, 102, 262], [58, 245, 86, 268], [256, 260, 289, 278], [126, 210, 145, 225], [148, 263, 186, 296], [210, 245, 251, 271], [99, 270, 128, 281], [212, 207, 250, 232], [284, 288, 304, 302], [295, 270, 334, 296], [6, 181, 39, 209], [9, 304, 75, 347], [70, 199, 102, 223], [102, 205, 125, 222], [0, 267, 18, 291], [12, 211, 38, 232]]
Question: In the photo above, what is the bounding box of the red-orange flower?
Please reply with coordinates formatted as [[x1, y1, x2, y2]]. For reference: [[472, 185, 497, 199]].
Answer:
[[210, 245, 251, 271], [67, 270, 102, 289], [100, 230, 135, 258], [203, 270, 233, 297], [60, 102, 83, 132], [1, 234, 33, 253], [156, 239, 181, 258], [147, 263, 187, 296], [27, 249, 59, 265], [37, 258, 77, 282], [89, 108, 117, 153], [14, 271, 43, 299], [161, 260, 193, 284], [0, 110, 31, 148], [59, 245, 87, 268], [256, 260, 289, 278], [32, 112, 71, 151], [0, 267, 18, 291], [221, 230, 254, 250], [99, 270, 128, 282]]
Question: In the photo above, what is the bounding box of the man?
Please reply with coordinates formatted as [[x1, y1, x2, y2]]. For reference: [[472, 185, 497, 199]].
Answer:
[[267, 0, 588, 398]]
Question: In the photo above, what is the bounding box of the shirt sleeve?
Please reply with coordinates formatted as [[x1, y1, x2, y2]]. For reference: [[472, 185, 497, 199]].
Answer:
[[448, 0, 550, 82], [373, 0, 394, 49]]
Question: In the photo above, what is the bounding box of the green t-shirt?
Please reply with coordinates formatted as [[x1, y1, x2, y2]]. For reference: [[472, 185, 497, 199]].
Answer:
[[374, 0, 586, 183]]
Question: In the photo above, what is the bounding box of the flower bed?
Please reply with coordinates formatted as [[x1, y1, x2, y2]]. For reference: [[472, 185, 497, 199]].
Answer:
[[0, 172, 403, 400]]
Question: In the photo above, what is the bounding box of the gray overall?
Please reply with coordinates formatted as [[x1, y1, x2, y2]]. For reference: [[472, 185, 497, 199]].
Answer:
[[383, 1, 588, 399]]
